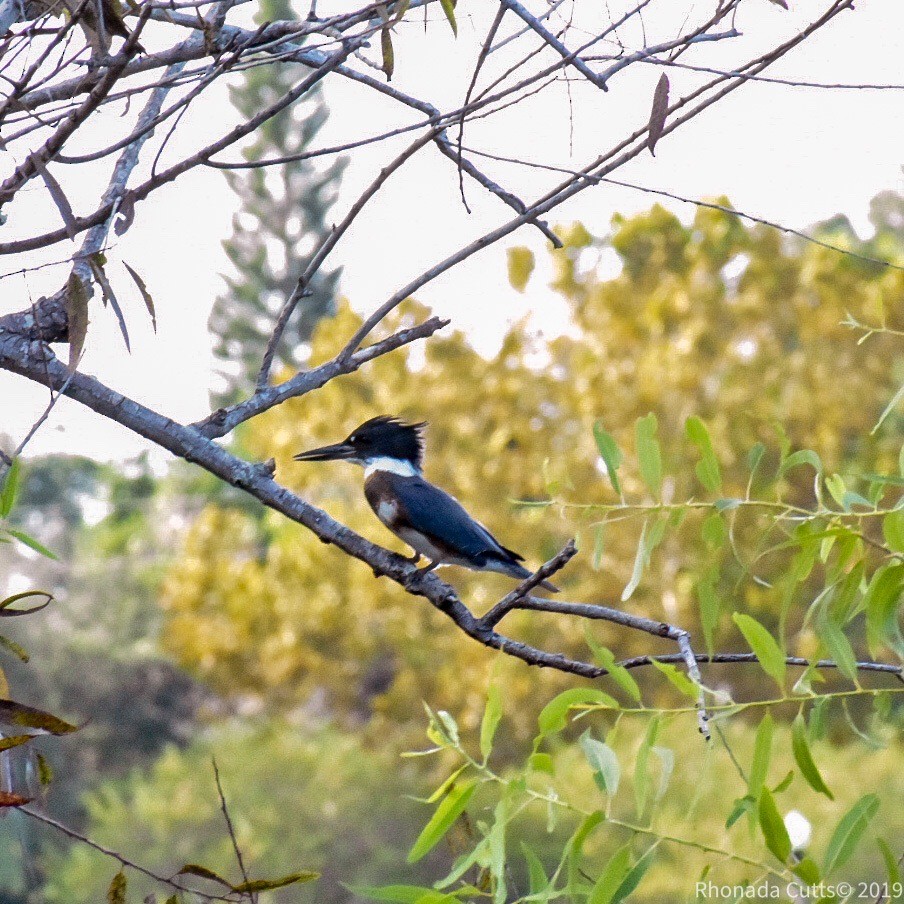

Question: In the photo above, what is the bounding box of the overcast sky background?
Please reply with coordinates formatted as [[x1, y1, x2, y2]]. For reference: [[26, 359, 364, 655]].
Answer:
[[3, 0, 903, 462]]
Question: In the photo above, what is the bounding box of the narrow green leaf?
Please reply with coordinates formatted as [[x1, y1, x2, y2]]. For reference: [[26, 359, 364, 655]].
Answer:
[[748, 712, 773, 801], [648, 659, 699, 700], [0, 459, 20, 518], [610, 847, 656, 904], [438, 0, 457, 35], [732, 613, 786, 690], [0, 700, 76, 734], [817, 614, 859, 685], [791, 712, 833, 799], [0, 635, 30, 662], [685, 416, 722, 493], [872, 380, 904, 435], [877, 837, 902, 888], [589, 845, 632, 904], [758, 787, 791, 864], [380, 26, 394, 79], [232, 872, 319, 893], [407, 780, 476, 863], [537, 688, 617, 737], [635, 414, 662, 497], [883, 509, 904, 553], [480, 685, 502, 761], [585, 632, 640, 701], [0, 734, 34, 753], [823, 794, 880, 876], [593, 423, 622, 496], [651, 746, 674, 802], [865, 563, 904, 657], [696, 570, 720, 654], [176, 864, 233, 887], [122, 261, 156, 331], [521, 843, 549, 896], [634, 716, 657, 818], [0, 590, 53, 617], [5, 528, 57, 560], [579, 731, 620, 796], [350, 885, 450, 903], [107, 871, 127, 904], [36, 752, 53, 786], [621, 516, 667, 602]]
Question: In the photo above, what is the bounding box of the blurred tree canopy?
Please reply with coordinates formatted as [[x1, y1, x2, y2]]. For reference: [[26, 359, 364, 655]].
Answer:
[[16, 200, 904, 902], [160, 202, 904, 748]]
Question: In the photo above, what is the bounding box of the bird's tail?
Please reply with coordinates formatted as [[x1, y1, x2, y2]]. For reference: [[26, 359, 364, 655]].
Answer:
[[489, 557, 560, 593]]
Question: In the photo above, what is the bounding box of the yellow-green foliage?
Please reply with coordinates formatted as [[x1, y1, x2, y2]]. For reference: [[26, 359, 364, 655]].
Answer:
[[161, 204, 904, 747]]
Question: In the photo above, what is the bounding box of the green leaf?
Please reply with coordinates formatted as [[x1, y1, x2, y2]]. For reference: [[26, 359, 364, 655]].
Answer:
[[701, 513, 726, 547], [872, 380, 904, 435], [537, 688, 617, 737], [0, 459, 20, 518], [732, 613, 786, 690], [122, 261, 156, 331], [589, 844, 632, 904], [480, 685, 502, 761], [107, 871, 127, 904], [529, 752, 554, 775], [65, 272, 90, 370], [407, 780, 476, 863], [779, 448, 823, 477], [883, 509, 904, 553], [685, 416, 722, 493], [0, 635, 30, 662], [610, 847, 656, 904], [593, 423, 622, 496], [380, 26, 395, 80], [579, 731, 620, 796], [232, 872, 319, 893], [877, 837, 902, 888], [592, 522, 607, 571], [696, 569, 720, 654], [825, 473, 847, 509], [585, 632, 640, 701], [621, 516, 667, 602], [0, 734, 34, 753], [648, 659, 699, 700], [176, 864, 233, 886], [791, 712, 833, 799], [865, 563, 904, 657], [635, 413, 662, 497], [521, 843, 550, 895], [823, 794, 880, 875], [350, 886, 452, 903], [5, 528, 57, 560], [36, 752, 53, 786], [748, 712, 773, 801], [507, 247, 535, 293], [0, 699, 77, 734], [0, 590, 53, 617], [634, 715, 658, 818], [438, 0, 457, 35], [758, 787, 791, 864], [817, 614, 859, 685]]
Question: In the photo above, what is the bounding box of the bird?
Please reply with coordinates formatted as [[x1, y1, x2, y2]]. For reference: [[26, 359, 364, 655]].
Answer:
[[293, 416, 559, 592], [24, 0, 145, 55]]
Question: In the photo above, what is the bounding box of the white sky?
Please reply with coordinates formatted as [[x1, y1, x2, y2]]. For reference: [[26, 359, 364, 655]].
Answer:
[[3, 0, 903, 462]]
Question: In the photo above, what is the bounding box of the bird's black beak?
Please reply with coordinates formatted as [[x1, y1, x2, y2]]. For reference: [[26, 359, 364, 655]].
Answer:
[[292, 441, 356, 463]]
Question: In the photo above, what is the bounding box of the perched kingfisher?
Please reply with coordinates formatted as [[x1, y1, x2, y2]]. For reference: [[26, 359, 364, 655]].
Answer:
[[293, 416, 559, 592]]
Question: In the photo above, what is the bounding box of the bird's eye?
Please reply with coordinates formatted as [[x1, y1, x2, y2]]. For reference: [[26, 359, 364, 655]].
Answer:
[[349, 435, 357, 443]]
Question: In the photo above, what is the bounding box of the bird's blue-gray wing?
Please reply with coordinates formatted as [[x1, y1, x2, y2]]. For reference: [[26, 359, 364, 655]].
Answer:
[[388, 474, 523, 564]]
